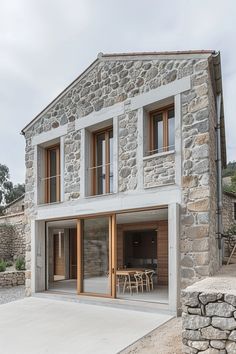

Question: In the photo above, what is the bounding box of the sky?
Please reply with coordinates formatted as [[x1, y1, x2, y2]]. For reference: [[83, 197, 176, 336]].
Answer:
[[0, 0, 236, 184]]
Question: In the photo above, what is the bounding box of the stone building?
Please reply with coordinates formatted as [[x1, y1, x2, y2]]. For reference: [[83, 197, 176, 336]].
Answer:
[[222, 191, 236, 233], [21, 51, 226, 315]]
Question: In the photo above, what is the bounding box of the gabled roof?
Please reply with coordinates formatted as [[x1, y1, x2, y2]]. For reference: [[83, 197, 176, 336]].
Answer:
[[20, 50, 226, 166]]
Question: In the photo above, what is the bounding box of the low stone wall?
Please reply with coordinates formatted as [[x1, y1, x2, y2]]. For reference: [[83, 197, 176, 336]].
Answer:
[[0, 271, 25, 288], [182, 265, 236, 353]]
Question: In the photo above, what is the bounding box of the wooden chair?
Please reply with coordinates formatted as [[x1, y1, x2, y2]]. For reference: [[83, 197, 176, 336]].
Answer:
[[116, 274, 126, 293], [145, 270, 155, 291], [123, 273, 143, 295]]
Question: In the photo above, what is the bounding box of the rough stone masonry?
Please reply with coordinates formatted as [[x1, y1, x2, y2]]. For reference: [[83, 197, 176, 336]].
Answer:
[[182, 265, 236, 354]]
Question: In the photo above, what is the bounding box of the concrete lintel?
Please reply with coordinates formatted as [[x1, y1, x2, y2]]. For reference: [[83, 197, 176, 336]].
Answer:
[[36, 187, 181, 221], [32, 125, 68, 146], [130, 76, 191, 111]]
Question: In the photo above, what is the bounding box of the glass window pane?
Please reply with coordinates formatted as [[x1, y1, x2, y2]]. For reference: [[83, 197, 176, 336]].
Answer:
[[96, 133, 105, 194], [153, 113, 163, 153], [83, 217, 110, 294], [109, 130, 113, 193], [168, 109, 175, 151], [49, 149, 57, 203]]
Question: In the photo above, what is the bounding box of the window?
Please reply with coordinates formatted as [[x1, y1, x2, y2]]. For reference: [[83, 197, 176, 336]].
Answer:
[[149, 105, 175, 155], [92, 127, 113, 195], [45, 145, 60, 203]]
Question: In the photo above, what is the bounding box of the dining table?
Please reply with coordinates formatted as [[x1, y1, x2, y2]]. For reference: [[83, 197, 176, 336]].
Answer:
[[116, 268, 152, 294]]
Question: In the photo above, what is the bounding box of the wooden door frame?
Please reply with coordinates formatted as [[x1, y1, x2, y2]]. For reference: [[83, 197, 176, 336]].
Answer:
[[77, 214, 117, 298]]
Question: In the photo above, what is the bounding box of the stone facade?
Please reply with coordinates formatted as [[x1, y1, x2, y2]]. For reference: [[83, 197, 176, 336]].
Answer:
[[143, 152, 175, 188], [64, 128, 81, 201], [180, 61, 220, 288], [0, 271, 25, 288], [22, 51, 224, 299], [118, 110, 138, 192], [182, 267, 236, 353]]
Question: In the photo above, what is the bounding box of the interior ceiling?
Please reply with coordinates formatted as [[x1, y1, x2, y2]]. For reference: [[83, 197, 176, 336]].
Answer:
[[116, 209, 168, 224], [47, 219, 77, 229], [47, 208, 168, 229]]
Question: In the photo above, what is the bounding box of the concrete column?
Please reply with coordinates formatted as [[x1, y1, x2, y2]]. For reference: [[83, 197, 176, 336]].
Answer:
[[174, 94, 182, 187], [34, 220, 46, 292], [168, 203, 180, 314], [31, 220, 36, 293], [137, 107, 144, 190], [113, 116, 119, 194], [80, 128, 86, 198], [60, 136, 65, 202]]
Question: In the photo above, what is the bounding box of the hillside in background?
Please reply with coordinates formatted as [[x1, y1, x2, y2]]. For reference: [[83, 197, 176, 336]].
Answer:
[[223, 161, 236, 177]]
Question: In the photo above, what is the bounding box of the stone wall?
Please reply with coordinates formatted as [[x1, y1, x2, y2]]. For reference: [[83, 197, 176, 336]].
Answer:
[[0, 224, 13, 260], [182, 266, 236, 353], [0, 219, 25, 261], [64, 127, 81, 201], [118, 110, 138, 192], [180, 60, 219, 289], [0, 271, 25, 288], [143, 153, 175, 188]]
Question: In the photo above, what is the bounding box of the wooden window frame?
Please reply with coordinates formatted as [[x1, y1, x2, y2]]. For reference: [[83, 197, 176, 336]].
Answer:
[[92, 126, 113, 195], [45, 144, 60, 204], [149, 104, 175, 155]]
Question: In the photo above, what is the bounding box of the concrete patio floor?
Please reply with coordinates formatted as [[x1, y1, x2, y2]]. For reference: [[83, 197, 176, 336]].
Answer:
[[0, 297, 172, 354]]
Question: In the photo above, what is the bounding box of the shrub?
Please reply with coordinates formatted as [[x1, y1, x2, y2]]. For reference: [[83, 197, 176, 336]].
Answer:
[[0, 259, 6, 272], [15, 257, 25, 271]]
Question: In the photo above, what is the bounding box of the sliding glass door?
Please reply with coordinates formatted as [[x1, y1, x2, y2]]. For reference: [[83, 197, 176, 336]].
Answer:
[[77, 215, 116, 297]]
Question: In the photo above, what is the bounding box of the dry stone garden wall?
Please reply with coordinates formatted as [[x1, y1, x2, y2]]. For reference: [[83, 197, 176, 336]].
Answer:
[[0, 271, 25, 288], [182, 267, 236, 354]]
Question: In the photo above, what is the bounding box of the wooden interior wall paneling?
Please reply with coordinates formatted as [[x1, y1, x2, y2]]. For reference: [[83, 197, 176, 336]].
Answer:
[[117, 226, 124, 268], [54, 234, 65, 276], [157, 220, 168, 285], [120, 220, 168, 286], [69, 229, 77, 279]]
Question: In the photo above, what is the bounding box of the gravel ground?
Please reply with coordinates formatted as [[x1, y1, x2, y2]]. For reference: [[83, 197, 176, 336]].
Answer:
[[0, 286, 25, 305], [121, 317, 182, 354]]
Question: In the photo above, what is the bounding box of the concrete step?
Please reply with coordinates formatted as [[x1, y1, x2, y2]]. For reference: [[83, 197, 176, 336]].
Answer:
[[33, 291, 173, 315]]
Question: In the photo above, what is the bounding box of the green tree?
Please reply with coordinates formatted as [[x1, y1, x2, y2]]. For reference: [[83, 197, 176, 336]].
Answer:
[[222, 161, 236, 177], [0, 164, 25, 215]]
